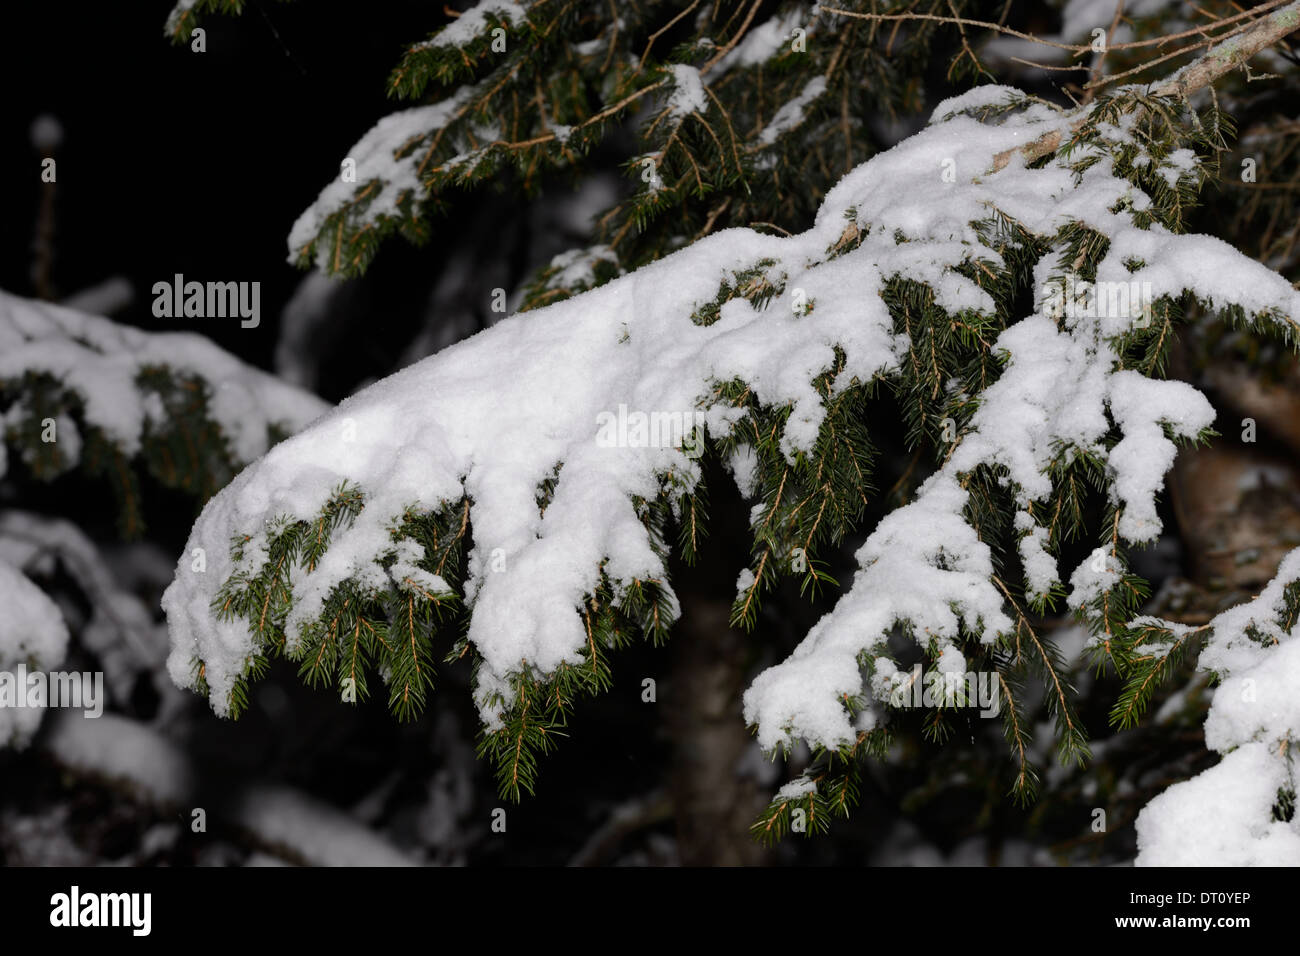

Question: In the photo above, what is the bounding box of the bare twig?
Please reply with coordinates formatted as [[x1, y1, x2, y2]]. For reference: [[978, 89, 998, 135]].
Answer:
[[987, 1, 1300, 173]]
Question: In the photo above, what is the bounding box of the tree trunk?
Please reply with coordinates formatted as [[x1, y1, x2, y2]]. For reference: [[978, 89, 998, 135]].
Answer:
[[667, 592, 770, 866]]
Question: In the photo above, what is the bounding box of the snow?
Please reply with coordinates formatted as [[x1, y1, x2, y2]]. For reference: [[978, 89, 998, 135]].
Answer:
[[1204, 638, 1300, 754], [1016, 510, 1058, 600], [735, 567, 756, 599], [416, 0, 526, 50], [1059, 0, 1175, 41], [1106, 370, 1214, 542], [233, 785, 418, 866], [982, 0, 1181, 69], [60, 277, 133, 316], [288, 85, 479, 267], [163, 87, 1300, 767], [44, 711, 192, 804], [726, 444, 759, 498], [714, 8, 806, 72], [775, 775, 817, 800], [545, 245, 619, 289], [276, 271, 349, 390], [0, 512, 169, 709], [665, 65, 708, 119], [930, 85, 1026, 122], [0, 559, 69, 748], [757, 77, 826, 147], [1135, 548, 1300, 864], [164, 0, 198, 35], [1136, 741, 1300, 865], [0, 290, 328, 472], [44, 710, 417, 864]]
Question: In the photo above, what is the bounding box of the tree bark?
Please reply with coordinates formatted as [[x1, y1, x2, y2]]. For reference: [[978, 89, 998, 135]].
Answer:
[[667, 591, 770, 866]]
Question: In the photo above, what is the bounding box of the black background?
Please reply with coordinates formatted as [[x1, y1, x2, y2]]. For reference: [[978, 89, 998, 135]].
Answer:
[[1, 1, 445, 371]]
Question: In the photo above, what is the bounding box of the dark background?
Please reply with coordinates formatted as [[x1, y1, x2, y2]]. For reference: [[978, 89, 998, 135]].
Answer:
[[2, 1, 448, 377]]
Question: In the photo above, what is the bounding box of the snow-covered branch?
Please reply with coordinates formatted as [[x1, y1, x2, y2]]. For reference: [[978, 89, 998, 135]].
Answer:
[[0, 290, 329, 531], [1134, 548, 1300, 863], [162, 84, 1300, 811], [0, 558, 69, 748]]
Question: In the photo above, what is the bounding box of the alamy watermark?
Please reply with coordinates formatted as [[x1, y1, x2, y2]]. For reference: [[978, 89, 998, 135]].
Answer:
[[595, 403, 706, 458], [50, 886, 151, 936], [884, 664, 1000, 717], [151, 273, 260, 328], [1041, 276, 1154, 324], [0, 664, 103, 718]]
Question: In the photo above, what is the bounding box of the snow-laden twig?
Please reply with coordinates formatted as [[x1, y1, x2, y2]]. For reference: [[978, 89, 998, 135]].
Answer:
[[0, 558, 69, 748], [0, 290, 327, 473], [1134, 549, 1300, 864]]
